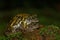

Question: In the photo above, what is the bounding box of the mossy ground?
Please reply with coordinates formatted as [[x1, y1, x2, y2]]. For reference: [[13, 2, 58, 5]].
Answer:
[[0, 8, 60, 40]]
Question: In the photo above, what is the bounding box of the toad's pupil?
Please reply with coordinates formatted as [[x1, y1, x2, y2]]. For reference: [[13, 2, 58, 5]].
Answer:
[[21, 22, 24, 25]]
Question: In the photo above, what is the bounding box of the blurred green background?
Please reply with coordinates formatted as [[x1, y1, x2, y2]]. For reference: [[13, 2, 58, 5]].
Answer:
[[0, 0, 60, 37]]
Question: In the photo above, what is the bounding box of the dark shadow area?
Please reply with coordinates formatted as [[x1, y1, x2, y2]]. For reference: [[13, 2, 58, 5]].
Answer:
[[0, 0, 60, 40]]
